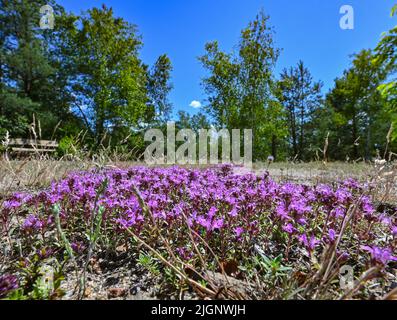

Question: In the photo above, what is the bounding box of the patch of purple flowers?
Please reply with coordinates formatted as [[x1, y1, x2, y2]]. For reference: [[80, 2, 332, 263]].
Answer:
[[1, 164, 396, 268], [361, 245, 397, 266], [22, 214, 44, 232]]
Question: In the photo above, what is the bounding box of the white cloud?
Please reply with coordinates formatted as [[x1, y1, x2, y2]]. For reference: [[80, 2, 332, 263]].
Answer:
[[189, 100, 202, 108]]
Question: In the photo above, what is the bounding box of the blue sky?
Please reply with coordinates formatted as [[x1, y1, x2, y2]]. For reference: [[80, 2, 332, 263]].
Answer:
[[58, 0, 396, 118]]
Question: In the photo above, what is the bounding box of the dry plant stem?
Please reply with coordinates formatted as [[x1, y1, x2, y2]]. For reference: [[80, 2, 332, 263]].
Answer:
[[180, 211, 230, 286], [131, 184, 181, 266], [304, 198, 361, 297], [53, 205, 81, 297], [130, 183, 218, 290], [132, 178, 240, 297], [384, 123, 393, 160], [181, 212, 208, 270], [323, 132, 329, 164], [131, 183, 220, 290], [78, 180, 107, 300], [321, 197, 362, 281], [124, 227, 217, 297]]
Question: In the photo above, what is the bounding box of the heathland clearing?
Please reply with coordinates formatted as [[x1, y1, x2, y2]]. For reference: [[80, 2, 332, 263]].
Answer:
[[1, 160, 396, 300]]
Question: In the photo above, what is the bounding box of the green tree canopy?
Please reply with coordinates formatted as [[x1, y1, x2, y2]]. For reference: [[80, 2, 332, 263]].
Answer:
[[0, 0, 80, 138], [199, 11, 286, 160], [327, 49, 391, 160], [64, 5, 149, 146], [278, 60, 323, 160], [374, 5, 397, 140], [147, 54, 173, 124]]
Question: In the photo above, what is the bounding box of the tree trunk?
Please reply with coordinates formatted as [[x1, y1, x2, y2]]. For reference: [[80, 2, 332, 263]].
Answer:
[[299, 105, 304, 160], [271, 134, 277, 161], [352, 109, 358, 159], [289, 106, 298, 158]]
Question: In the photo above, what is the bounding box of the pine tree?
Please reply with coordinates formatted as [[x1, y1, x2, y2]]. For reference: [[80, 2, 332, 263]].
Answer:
[[278, 61, 323, 160]]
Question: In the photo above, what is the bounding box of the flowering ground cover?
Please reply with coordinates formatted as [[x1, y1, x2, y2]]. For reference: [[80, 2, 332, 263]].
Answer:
[[0, 164, 396, 299]]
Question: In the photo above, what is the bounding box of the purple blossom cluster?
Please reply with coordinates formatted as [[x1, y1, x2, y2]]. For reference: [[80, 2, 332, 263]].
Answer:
[[1, 164, 396, 269], [0, 274, 18, 298]]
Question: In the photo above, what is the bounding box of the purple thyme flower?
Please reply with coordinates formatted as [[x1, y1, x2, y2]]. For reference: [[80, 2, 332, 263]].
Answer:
[[379, 214, 392, 226], [0, 274, 18, 298], [309, 236, 320, 250], [234, 226, 244, 238], [229, 207, 238, 217], [343, 178, 360, 190], [299, 234, 319, 252], [391, 225, 397, 238], [328, 229, 336, 242], [331, 206, 346, 218], [276, 204, 290, 221], [298, 234, 308, 247], [71, 242, 86, 254], [207, 206, 218, 219], [282, 223, 296, 234], [22, 214, 43, 232], [361, 245, 397, 266], [2, 199, 21, 210], [212, 218, 224, 230]]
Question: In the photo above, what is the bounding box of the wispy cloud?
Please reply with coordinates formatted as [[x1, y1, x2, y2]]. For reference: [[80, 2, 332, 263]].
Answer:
[[189, 100, 202, 108]]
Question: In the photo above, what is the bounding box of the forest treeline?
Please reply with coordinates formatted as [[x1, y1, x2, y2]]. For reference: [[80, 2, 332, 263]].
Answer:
[[1, 1, 396, 161]]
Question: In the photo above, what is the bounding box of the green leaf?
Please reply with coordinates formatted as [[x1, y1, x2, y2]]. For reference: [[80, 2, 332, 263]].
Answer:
[[391, 4, 397, 17]]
